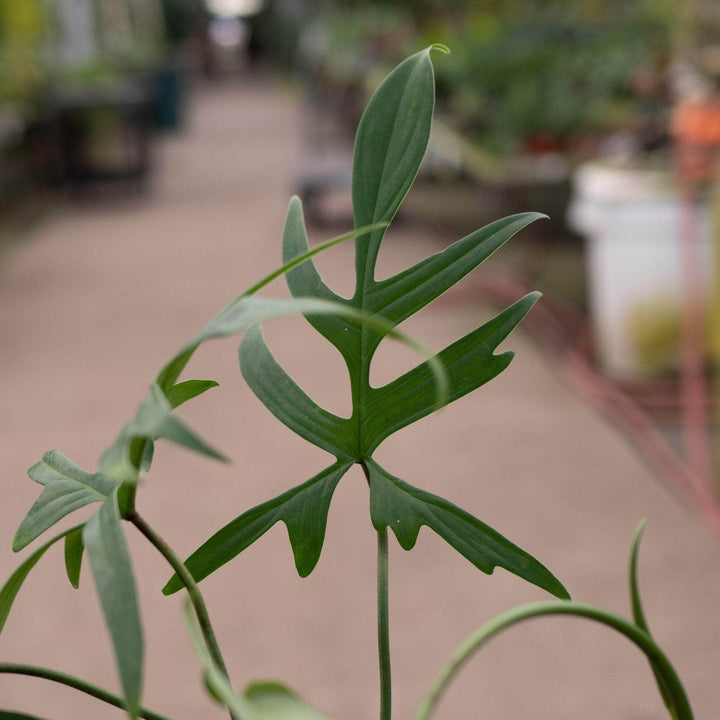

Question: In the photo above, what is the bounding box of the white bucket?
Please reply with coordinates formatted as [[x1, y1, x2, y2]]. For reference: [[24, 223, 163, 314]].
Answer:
[[568, 160, 713, 378]]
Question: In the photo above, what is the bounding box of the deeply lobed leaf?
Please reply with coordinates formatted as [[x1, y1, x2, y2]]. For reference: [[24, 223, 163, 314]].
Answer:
[[13, 452, 116, 552], [175, 46, 566, 599]]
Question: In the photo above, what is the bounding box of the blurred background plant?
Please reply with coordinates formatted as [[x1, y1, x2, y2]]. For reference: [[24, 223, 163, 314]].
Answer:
[[427, 1, 677, 158], [286, 0, 679, 163], [0, 1, 46, 109]]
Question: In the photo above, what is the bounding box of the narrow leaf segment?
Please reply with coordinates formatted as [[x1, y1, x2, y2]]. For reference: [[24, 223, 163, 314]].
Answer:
[[366, 460, 568, 599], [83, 493, 144, 719], [164, 461, 352, 593], [1, 526, 83, 635]]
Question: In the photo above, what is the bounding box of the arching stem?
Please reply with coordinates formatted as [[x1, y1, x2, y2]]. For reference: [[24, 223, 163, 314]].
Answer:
[[414, 601, 693, 720], [0, 662, 171, 720]]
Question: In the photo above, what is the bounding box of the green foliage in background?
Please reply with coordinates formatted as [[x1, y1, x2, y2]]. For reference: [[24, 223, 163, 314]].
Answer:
[[431, 2, 677, 153], [0, 0, 45, 105], [310, 0, 677, 155]]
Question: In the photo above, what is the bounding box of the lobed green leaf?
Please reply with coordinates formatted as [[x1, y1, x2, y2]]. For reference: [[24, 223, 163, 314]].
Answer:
[[171, 47, 560, 595], [13, 452, 116, 552]]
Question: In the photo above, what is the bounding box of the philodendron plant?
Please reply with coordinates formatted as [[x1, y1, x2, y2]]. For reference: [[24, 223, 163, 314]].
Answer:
[[0, 46, 694, 720]]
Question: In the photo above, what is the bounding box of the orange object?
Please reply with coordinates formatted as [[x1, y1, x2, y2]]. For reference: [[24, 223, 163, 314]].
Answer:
[[673, 98, 720, 182]]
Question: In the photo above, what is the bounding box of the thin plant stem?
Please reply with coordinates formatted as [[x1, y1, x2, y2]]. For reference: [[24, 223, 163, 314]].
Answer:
[[377, 528, 392, 720], [127, 511, 237, 720], [240, 221, 388, 298], [414, 601, 694, 720], [0, 662, 171, 720]]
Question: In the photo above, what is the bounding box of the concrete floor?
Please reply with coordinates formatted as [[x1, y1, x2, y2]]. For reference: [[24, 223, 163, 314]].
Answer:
[[1, 74, 719, 720]]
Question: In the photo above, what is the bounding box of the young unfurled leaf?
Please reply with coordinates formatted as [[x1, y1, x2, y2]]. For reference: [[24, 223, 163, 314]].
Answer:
[[1, 526, 83, 635], [13, 452, 116, 552], [98, 382, 228, 488], [83, 493, 143, 719], [163, 462, 352, 594]]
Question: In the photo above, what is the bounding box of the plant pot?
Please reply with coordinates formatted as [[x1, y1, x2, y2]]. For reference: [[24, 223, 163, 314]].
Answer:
[[568, 158, 714, 378]]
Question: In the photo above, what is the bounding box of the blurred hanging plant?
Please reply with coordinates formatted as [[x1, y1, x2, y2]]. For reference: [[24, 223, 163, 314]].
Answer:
[[0, 45, 694, 720]]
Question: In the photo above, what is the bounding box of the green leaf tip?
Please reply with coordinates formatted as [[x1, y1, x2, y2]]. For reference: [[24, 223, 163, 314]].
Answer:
[[429, 43, 450, 55], [629, 519, 648, 632]]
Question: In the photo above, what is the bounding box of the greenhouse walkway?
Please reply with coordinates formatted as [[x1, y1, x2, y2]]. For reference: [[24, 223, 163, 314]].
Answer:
[[1, 72, 719, 720]]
